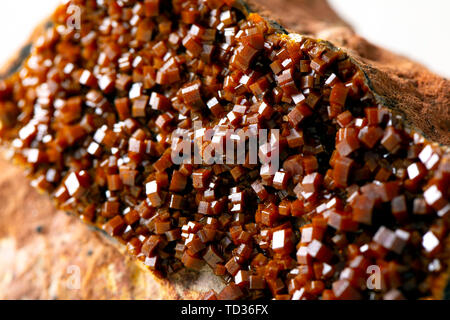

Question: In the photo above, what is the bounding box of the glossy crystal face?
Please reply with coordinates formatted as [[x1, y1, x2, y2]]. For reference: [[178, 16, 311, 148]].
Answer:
[[0, 0, 448, 300]]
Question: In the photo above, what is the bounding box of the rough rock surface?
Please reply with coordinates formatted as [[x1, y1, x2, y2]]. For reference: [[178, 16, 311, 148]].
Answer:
[[0, 156, 168, 299], [249, 0, 449, 146]]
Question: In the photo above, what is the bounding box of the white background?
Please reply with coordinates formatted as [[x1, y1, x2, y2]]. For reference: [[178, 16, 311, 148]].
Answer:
[[328, 0, 450, 78], [0, 0, 449, 78]]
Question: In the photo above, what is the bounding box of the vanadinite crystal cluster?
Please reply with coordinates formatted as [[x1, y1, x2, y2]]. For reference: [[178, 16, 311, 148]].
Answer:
[[0, 0, 448, 300]]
